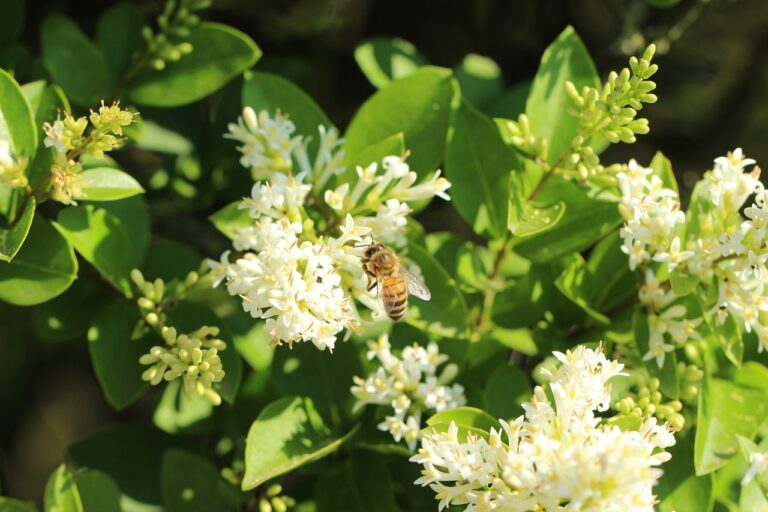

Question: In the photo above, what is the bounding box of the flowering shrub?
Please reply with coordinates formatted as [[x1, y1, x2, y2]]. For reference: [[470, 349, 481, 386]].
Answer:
[[1, 2, 768, 512]]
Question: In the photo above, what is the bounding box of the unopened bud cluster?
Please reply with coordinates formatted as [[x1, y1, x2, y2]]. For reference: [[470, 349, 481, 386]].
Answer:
[[257, 484, 295, 512], [499, 113, 547, 159], [141, 0, 210, 71], [615, 377, 685, 430], [42, 101, 137, 204], [139, 324, 227, 405], [131, 268, 201, 329]]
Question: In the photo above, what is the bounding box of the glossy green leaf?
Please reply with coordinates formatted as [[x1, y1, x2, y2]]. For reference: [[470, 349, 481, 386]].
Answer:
[[88, 300, 155, 410], [0, 196, 35, 261], [0, 216, 77, 305], [162, 450, 232, 512], [41, 16, 113, 106], [315, 454, 399, 512], [96, 3, 146, 80], [272, 340, 361, 426], [338, 132, 405, 183], [454, 54, 503, 110], [55, 199, 148, 296], [446, 100, 521, 238], [68, 424, 186, 509], [209, 201, 250, 240], [354, 37, 427, 89], [513, 201, 566, 238], [74, 167, 144, 202], [242, 71, 331, 149], [694, 376, 768, 475], [525, 26, 599, 162], [514, 180, 621, 263], [657, 437, 713, 512], [0, 497, 36, 512], [483, 364, 531, 420], [73, 469, 122, 512], [650, 151, 678, 195], [153, 379, 214, 434], [404, 243, 469, 338], [44, 465, 82, 512], [0, 69, 37, 157], [345, 67, 458, 175], [555, 255, 610, 324], [242, 396, 353, 490], [34, 278, 104, 342], [142, 238, 202, 282], [426, 406, 499, 432], [633, 307, 679, 399], [127, 23, 261, 107], [670, 269, 699, 296]]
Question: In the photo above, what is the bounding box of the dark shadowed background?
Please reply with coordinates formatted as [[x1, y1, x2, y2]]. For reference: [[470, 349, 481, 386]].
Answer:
[[1, 0, 766, 503]]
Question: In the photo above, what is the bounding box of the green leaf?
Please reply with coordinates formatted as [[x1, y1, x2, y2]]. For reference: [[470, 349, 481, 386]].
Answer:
[[0, 216, 77, 305], [272, 340, 361, 427], [73, 469, 122, 512], [153, 379, 214, 434], [68, 424, 187, 509], [314, 454, 399, 512], [142, 238, 202, 282], [489, 81, 531, 119], [446, 100, 521, 238], [454, 54, 503, 110], [426, 406, 500, 432], [0, 69, 37, 157], [34, 278, 105, 342], [209, 201, 250, 240], [241, 70, 331, 157], [657, 437, 713, 512], [650, 151, 679, 195], [514, 180, 621, 263], [55, 199, 149, 296], [585, 230, 637, 312], [0, 196, 35, 261], [41, 16, 113, 106], [0, 497, 36, 512], [670, 269, 699, 297], [483, 364, 531, 420], [345, 66, 458, 175], [633, 306, 679, 399], [74, 167, 144, 202], [694, 376, 768, 475], [525, 26, 599, 162], [354, 37, 427, 89], [512, 201, 566, 238], [44, 465, 82, 512], [0, 0, 25, 45], [404, 243, 469, 338], [127, 23, 261, 107], [96, 3, 146, 80], [338, 133, 405, 183], [88, 299, 155, 409], [242, 396, 354, 490], [554, 254, 610, 324], [21, 81, 70, 187], [162, 450, 232, 512], [705, 311, 743, 367], [165, 301, 242, 405]]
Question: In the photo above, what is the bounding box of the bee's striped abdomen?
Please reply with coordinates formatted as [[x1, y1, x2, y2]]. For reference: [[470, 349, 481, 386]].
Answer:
[[381, 275, 408, 320]]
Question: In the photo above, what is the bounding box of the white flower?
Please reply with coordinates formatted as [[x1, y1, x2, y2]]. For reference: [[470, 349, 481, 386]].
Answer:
[[324, 182, 349, 211], [212, 217, 354, 351], [356, 198, 411, 248], [225, 107, 303, 175], [652, 236, 694, 272], [351, 334, 465, 450], [240, 172, 311, 221], [741, 452, 768, 486], [42, 120, 67, 156], [717, 230, 746, 257], [701, 147, 762, 212], [411, 345, 675, 512]]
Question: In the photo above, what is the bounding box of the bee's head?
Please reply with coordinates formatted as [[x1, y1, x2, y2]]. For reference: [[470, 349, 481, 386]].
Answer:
[[364, 242, 383, 258]]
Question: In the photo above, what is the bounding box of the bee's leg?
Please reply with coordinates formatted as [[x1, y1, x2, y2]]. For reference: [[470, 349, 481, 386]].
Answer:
[[366, 275, 377, 292]]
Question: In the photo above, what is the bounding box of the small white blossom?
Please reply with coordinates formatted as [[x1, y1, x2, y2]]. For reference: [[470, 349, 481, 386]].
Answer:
[[652, 236, 694, 272], [701, 148, 762, 212], [225, 107, 303, 176], [411, 345, 675, 512], [351, 334, 465, 450], [0, 140, 28, 188]]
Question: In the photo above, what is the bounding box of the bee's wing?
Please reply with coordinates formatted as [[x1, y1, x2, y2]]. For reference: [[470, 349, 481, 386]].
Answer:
[[400, 266, 431, 301]]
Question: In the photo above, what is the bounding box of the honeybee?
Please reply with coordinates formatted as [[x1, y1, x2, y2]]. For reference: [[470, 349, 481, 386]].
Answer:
[[361, 241, 431, 320]]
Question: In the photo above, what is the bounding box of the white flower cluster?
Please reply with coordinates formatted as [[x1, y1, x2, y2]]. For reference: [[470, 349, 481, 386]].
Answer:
[[411, 345, 676, 512], [618, 149, 768, 364], [139, 325, 227, 405], [214, 108, 452, 350], [0, 139, 28, 189], [351, 334, 465, 450]]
